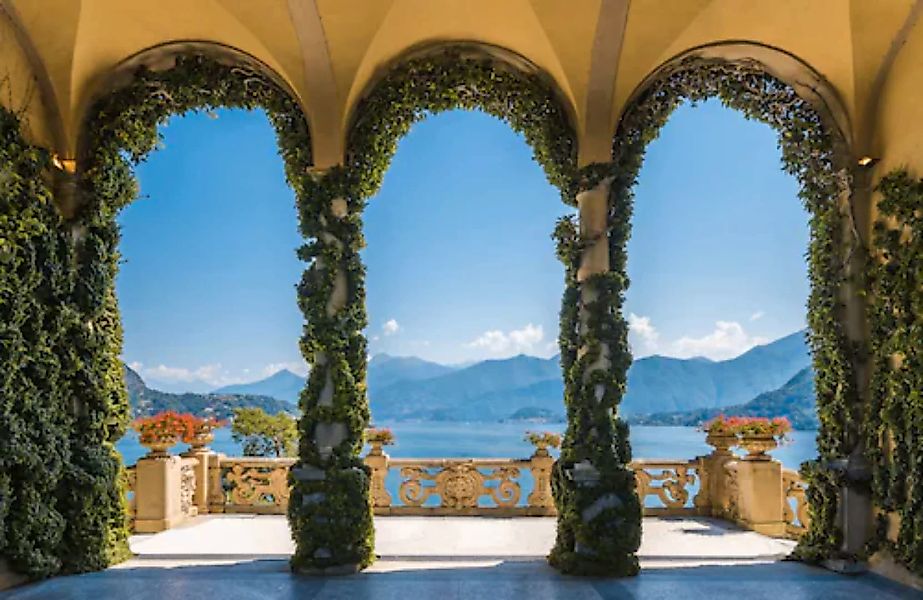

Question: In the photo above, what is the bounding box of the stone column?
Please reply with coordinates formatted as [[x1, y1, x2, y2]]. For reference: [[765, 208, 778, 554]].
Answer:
[[550, 173, 641, 577], [290, 176, 375, 575]]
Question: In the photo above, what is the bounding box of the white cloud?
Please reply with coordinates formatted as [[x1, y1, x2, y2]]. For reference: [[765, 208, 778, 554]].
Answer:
[[466, 323, 547, 357], [750, 310, 765, 322], [628, 313, 660, 357], [669, 321, 768, 361], [260, 360, 309, 378], [135, 362, 231, 386], [382, 319, 400, 336]]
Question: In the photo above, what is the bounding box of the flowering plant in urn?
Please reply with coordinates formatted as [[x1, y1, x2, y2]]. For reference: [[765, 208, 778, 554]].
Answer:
[[132, 411, 194, 457], [704, 416, 791, 460], [182, 415, 227, 449]]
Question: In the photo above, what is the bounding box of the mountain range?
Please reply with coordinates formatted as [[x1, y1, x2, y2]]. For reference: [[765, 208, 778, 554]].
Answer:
[[194, 329, 813, 423], [125, 365, 292, 419], [630, 366, 817, 430]]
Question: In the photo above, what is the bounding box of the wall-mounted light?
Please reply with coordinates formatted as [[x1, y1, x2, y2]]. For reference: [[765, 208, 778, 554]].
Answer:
[[857, 156, 879, 168], [51, 154, 77, 173]]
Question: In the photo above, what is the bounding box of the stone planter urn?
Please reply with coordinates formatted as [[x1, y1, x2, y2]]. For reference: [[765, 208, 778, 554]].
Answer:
[[142, 436, 178, 459], [705, 431, 738, 456], [740, 434, 778, 461], [524, 432, 561, 458], [364, 428, 394, 457], [188, 431, 214, 452], [367, 439, 386, 456], [531, 440, 552, 457]]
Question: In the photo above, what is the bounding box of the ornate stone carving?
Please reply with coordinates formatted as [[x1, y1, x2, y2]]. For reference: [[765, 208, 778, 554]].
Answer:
[[124, 465, 137, 518], [225, 461, 292, 509], [180, 460, 197, 517], [631, 461, 697, 510], [723, 462, 740, 520], [782, 468, 810, 537], [397, 463, 522, 509]]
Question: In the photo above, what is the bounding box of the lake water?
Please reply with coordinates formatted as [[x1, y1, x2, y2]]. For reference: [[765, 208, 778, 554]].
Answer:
[[116, 422, 818, 468]]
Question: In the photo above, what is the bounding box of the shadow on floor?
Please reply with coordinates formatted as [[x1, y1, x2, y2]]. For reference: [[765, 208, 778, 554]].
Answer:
[[3, 557, 918, 599]]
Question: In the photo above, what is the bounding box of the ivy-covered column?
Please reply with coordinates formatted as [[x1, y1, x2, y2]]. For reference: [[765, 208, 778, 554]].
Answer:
[[0, 108, 73, 581], [288, 168, 374, 574], [865, 170, 923, 577], [550, 169, 641, 576], [57, 130, 136, 574]]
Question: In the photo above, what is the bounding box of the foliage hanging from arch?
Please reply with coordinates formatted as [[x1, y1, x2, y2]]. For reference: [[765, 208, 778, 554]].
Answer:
[[69, 53, 312, 575], [552, 55, 862, 572], [345, 47, 579, 202]]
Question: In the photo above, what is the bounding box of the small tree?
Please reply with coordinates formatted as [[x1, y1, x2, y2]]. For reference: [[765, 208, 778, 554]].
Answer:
[[230, 407, 297, 457]]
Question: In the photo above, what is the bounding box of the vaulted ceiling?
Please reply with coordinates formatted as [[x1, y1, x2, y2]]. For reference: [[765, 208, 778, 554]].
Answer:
[[1, 0, 920, 168]]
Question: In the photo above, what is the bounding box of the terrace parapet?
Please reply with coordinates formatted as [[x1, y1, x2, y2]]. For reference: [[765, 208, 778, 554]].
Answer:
[[125, 431, 809, 540]]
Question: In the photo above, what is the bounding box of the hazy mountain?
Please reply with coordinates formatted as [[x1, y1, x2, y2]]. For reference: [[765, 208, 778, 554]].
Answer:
[[622, 330, 810, 414], [125, 365, 293, 419], [630, 367, 817, 430], [370, 354, 560, 420], [367, 354, 457, 390], [214, 369, 306, 404], [131, 330, 811, 423], [208, 354, 455, 404], [368, 330, 811, 421]]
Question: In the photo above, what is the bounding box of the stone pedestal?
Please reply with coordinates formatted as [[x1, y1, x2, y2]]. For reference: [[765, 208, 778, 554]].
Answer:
[[527, 451, 555, 511], [363, 446, 391, 509], [134, 455, 195, 533], [702, 434, 737, 517], [734, 459, 785, 536]]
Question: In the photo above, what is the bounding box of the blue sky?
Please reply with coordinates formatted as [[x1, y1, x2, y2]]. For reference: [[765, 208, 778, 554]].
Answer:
[[118, 101, 808, 392]]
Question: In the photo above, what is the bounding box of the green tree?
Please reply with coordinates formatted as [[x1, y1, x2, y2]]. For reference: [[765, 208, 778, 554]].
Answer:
[[230, 408, 297, 457]]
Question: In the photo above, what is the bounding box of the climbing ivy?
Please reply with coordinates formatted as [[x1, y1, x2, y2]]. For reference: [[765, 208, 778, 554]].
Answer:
[[2, 45, 579, 578], [289, 47, 580, 573], [0, 107, 72, 579], [70, 53, 311, 574], [866, 170, 923, 576], [550, 165, 641, 576], [551, 56, 861, 573]]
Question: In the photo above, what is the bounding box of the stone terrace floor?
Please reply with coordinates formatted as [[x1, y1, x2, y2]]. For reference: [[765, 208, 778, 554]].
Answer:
[[4, 516, 919, 599]]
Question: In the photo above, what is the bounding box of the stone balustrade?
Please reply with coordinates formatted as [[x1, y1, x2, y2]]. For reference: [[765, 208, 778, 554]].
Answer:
[[208, 457, 297, 514], [125, 433, 811, 540]]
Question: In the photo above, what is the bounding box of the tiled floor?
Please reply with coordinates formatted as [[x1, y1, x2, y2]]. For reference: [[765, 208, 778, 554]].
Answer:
[[3, 517, 918, 599]]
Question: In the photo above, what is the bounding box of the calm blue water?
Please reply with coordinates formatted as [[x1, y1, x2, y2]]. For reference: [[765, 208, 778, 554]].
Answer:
[[116, 422, 818, 468]]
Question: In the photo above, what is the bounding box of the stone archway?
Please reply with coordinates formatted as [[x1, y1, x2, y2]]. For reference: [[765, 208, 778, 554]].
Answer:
[[605, 44, 865, 568], [286, 43, 646, 576], [57, 44, 313, 575]]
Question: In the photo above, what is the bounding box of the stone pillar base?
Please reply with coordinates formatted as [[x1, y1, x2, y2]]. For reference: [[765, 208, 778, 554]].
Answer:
[[133, 514, 188, 534], [134, 455, 192, 533], [735, 458, 785, 537], [0, 559, 28, 592]]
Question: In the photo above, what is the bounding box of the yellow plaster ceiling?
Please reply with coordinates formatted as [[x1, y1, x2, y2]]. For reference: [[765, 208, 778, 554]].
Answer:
[[0, 0, 919, 169]]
